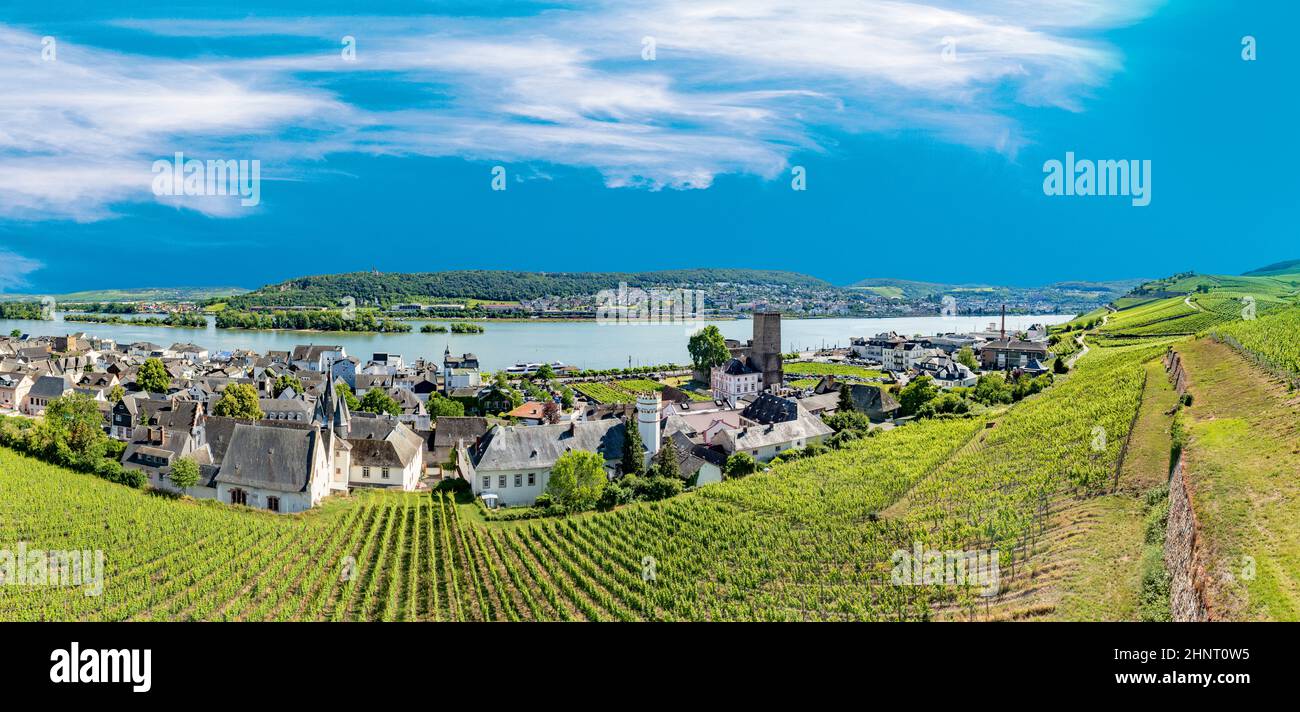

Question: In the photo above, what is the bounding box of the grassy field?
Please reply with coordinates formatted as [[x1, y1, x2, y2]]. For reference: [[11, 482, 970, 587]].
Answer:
[[1175, 338, 1300, 620], [783, 362, 884, 379]]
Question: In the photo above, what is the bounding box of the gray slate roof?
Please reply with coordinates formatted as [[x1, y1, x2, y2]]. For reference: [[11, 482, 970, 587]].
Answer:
[[214, 424, 320, 493], [475, 419, 625, 472]]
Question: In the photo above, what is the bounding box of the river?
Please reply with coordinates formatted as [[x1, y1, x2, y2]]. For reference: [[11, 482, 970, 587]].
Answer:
[[1, 313, 1075, 372]]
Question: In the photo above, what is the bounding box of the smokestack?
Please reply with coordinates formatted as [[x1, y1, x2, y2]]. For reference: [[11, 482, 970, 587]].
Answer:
[[1000, 304, 1006, 341]]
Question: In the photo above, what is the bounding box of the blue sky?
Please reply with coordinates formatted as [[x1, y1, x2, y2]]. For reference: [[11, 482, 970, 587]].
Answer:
[[0, 1, 1295, 293]]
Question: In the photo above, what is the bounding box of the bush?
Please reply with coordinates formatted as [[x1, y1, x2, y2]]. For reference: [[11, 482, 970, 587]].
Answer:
[[434, 477, 471, 494], [638, 476, 683, 501]]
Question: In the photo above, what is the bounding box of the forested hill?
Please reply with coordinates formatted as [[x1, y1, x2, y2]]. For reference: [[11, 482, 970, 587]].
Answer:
[[223, 269, 834, 308]]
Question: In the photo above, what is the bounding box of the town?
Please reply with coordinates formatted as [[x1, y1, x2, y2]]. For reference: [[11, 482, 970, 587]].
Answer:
[[0, 310, 1059, 515]]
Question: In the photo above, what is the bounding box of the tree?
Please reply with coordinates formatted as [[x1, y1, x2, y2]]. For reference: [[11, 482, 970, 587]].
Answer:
[[1053, 357, 1070, 375], [621, 416, 645, 476], [533, 363, 555, 381], [654, 435, 681, 481], [956, 346, 979, 371], [107, 384, 125, 403], [8, 328, 19, 338], [971, 373, 1014, 406], [542, 399, 560, 424], [213, 383, 265, 420], [273, 374, 304, 397], [837, 383, 855, 412], [724, 452, 757, 479], [358, 388, 402, 416], [898, 375, 939, 416], [335, 382, 361, 410], [168, 456, 200, 490], [545, 450, 607, 512], [138, 358, 170, 394], [44, 393, 106, 458], [427, 392, 465, 418], [560, 386, 575, 410], [688, 325, 730, 375]]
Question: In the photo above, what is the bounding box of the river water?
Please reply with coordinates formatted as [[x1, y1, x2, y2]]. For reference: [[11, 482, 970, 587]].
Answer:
[[1, 313, 1074, 372]]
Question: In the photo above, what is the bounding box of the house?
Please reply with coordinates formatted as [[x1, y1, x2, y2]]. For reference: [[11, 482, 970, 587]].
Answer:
[[213, 425, 335, 513], [710, 357, 762, 407], [24, 375, 73, 416], [505, 401, 550, 425], [914, 355, 978, 389], [432, 416, 489, 469], [0, 373, 33, 412], [476, 385, 514, 416], [445, 368, 481, 391], [290, 344, 346, 372], [848, 384, 902, 422], [740, 392, 800, 425], [345, 414, 425, 490], [665, 430, 725, 487], [714, 415, 834, 464], [980, 339, 1050, 371], [463, 419, 626, 507]]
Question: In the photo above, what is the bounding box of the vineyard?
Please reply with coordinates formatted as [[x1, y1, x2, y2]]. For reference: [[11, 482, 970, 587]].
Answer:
[[783, 362, 884, 380], [573, 378, 711, 404], [1212, 305, 1300, 383], [0, 339, 1165, 621]]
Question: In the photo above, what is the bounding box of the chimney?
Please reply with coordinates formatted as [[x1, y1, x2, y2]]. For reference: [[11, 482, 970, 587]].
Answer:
[[1000, 304, 1006, 341]]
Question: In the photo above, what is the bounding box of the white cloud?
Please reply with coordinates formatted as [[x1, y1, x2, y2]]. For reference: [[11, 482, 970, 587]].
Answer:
[[0, 0, 1162, 219], [0, 250, 43, 291]]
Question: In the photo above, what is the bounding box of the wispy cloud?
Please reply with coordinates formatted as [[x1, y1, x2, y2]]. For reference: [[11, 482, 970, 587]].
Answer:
[[0, 0, 1161, 220], [0, 250, 43, 291]]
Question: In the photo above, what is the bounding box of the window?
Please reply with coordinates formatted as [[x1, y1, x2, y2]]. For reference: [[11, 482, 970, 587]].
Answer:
[[267, 497, 280, 513], [498, 475, 507, 488], [382, 468, 391, 480], [362, 467, 371, 479], [514, 474, 522, 487], [527, 473, 535, 487], [230, 488, 247, 506], [482, 476, 491, 490]]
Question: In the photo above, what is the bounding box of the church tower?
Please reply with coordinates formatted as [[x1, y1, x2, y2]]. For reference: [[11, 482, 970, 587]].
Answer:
[[637, 393, 661, 457]]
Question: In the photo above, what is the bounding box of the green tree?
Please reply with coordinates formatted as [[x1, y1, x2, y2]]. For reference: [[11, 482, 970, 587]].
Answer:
[[837, 383, 855, 412], [168, 456, 200, 490], [358, 388, 402, 416], [971, 373, 1014, 406], [137, 358, 170, 394], [335, 382, 361, 410], [213, 383, 265, 420], [560, 386, 575, 410], [44, 393, 106, 458], [273, 374, 304, 397], [427, 392, 466, 418], [688, 325, 731, 375], [8, 328, 19, 338], [621, 416, 645, 476], [724, 452, 757, 479], [654, 435, 681, 481], [956, 346, 979, 371], [533, 363, 555, 381], [898, 375, 939, 416], [545, 450, 607, 512], [107, 384, 125, 403]]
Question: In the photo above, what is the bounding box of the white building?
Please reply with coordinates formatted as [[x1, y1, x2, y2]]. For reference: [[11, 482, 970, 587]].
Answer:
[[463, 419, 626, 507], [714, 415, 834, 464], [710, 358, 762, 407]]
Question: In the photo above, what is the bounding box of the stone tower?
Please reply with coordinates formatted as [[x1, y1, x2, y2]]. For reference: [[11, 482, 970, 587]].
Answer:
[[636, 393, 661, 457], [751, 311, 783, 392]]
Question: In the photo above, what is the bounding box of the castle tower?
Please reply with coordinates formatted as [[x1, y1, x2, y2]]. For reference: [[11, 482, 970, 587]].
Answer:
[[636, 393, 662, 456], [752, 311, 783, 392]]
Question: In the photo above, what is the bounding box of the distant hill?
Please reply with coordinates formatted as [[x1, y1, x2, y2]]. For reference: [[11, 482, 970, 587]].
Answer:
[[0, 286, 247, 303], [226, 269, 833, 309], [1243, 259, 1300, 277], [849, 276, 1145, 302]]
